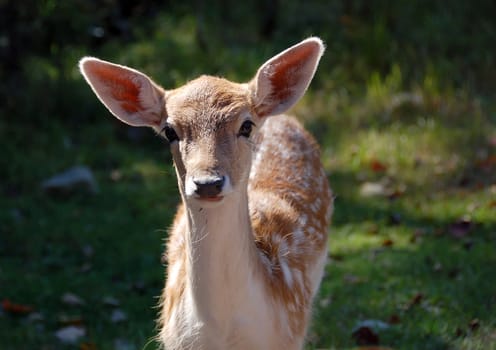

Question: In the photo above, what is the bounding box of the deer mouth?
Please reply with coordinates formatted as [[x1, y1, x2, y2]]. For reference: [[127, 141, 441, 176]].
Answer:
[[198, 195, 224, 202]]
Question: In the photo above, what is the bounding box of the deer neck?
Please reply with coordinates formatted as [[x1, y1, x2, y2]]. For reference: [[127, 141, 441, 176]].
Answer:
[[182, 187, 257, 327]]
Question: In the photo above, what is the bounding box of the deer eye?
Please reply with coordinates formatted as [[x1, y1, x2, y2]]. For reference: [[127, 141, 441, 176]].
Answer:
[[161, 124, 179, 143], [238, 120, 255, 138]]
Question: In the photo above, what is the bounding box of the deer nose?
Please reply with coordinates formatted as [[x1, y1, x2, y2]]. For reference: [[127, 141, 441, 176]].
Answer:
[[193, 176, 225, 198]]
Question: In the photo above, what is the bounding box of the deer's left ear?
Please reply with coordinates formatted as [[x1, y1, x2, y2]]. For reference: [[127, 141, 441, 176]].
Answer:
[[249, 37, 325, 118], [79, 57, 165, 128]]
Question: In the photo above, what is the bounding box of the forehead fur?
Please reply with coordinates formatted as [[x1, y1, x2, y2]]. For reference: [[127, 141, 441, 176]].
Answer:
[[165, 75, 250, 130]]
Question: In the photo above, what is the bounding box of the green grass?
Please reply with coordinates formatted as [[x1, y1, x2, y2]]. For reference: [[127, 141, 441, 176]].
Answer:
[[1, 4, 496, 350]]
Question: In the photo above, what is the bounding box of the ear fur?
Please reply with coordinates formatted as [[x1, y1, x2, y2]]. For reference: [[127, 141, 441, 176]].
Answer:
[[250, 37, 325, 117], [79, 57, 165, 128]]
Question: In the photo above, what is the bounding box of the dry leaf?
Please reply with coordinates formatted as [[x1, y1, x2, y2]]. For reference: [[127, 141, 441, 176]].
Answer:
[[382, 239, 394, 247], [476, 154, 496, 169], [469, 319, 480, 331], [370, 159, 388, 172], [352, 326, 380, 345], [2, 299, 33, 315], [81, 244, 94, 258], [448, 218, 474, 238], [55, 325, 86, 344], [388, 314, 401, 325], [388, 213, 402, 225], [110, 309, 128, 323], [102, 296, 120, 307], [61, 293, 86, 306], [360, 182, 387, 197], [355, 320, 390, 331], [319, 298, 332, 308], [344, 274, 364, 284], [58, 315, 85, 327], [114, 338, 136, 350], [80, 342, 97, 350], [405, 293, 424, 310]]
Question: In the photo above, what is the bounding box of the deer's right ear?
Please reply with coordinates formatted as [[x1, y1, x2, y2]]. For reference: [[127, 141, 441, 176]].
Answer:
[[79, 57, 165, 128]]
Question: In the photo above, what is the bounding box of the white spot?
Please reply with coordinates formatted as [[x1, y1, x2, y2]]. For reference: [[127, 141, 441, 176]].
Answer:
[[307, 226, 316, 235], [310, 201, 320, 213], [259, 251, 272, 271], [298, 214, 308, 227], [292, 227, 304, 246], [280, 260, 293, 287]]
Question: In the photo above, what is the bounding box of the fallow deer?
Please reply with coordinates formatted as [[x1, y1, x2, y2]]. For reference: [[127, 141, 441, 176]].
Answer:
[[80, 37, 333, 350]]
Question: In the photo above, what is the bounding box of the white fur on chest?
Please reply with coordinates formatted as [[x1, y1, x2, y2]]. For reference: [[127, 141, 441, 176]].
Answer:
[[164, 273, 287, 350], [162, 200, 294, 350]]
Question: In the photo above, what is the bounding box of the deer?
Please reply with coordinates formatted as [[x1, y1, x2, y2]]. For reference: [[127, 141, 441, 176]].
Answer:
[[79, 37, 333, 350]]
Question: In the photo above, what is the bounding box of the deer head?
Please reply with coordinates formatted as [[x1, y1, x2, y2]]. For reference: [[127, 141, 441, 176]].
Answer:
[[79, 38, 324, 206]]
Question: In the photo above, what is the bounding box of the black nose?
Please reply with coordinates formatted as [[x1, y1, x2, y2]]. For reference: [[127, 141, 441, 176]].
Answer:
[[193, 176, 225, 197]]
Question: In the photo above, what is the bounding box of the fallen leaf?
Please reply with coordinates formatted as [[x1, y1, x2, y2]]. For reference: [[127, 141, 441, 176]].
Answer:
[[61, 293, 86, 306], [455, 327, 465, 338], [387, 188, 405, 200], [405, 293, 424, 310], [344, 274, 364, 284], [80, 263, 93, 273], [110, 169, 123, 182], [410, 229, 425, 243], [448, 218, 474, 238], [476, 154, 496, 169], [382, 239, 394, 247], [469, 318, 480, 331], [55, 325, 86, 344], [81, 244, 94, 258], [80, 342, 97, 350], [433, 262, 443, 272], [360, 182, 387, 197], [110, 309, 128, 323], [2, 299, 33, 315], [58, 315, 84, 327], [489, 135, 496, 147], [388, 213, 402, 225], [319, 295, 332, 308], [388, 314, 401, 324], [102, 296, 120, 307], [114, 338, 136, 350], [370, 159, 388, 173], [367, 223, 379, 235], [355, 320, 390, 331], [352, 326, 380, 345]]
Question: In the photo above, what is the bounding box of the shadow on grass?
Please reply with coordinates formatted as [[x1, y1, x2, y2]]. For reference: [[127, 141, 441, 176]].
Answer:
[[309, 170, 496, 349]]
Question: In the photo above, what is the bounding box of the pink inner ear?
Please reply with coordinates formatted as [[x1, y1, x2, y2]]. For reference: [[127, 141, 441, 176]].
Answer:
[[92, 64, 143, 113], [270, 44, 315, 100], [256, 43, 318, 117]]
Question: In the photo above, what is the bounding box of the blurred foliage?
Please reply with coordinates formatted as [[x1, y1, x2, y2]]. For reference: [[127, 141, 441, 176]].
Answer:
[[1, 0, 495, 125]]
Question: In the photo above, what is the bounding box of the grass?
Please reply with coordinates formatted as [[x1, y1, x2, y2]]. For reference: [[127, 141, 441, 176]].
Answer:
[[1, 6, 496, 350]]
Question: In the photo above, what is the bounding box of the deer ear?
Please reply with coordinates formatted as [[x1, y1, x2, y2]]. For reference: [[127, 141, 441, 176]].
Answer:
[[79, 57, 165, 128], [249, 37, 324, 118]]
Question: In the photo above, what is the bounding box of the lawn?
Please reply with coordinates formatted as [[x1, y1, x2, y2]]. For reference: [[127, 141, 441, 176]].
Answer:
[[1, 2, 495, 349]]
